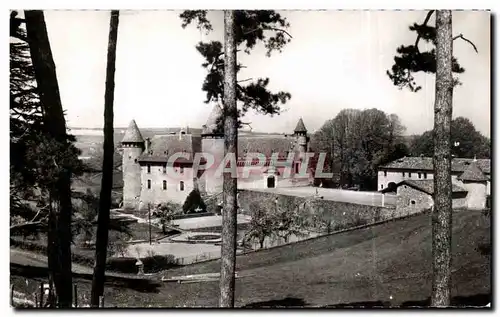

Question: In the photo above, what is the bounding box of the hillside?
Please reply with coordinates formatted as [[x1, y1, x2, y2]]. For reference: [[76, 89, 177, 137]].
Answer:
[[11, 209, 490, 307], [155, 209, 489, 307]]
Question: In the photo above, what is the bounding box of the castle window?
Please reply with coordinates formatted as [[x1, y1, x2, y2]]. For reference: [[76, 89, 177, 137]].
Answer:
[[410, 200, 416, 205], [384, 171, 387, 177], [408, 172, 412, 177], [147, 164, 151, 174], [163, 180, 167, 190], [381, 184, 383, 189], [163, 164, 166, 174], [147, 179, 151, 189], [418, 172, 421, 179], [295, 162, 300, 174], [134, 159, 137, 163], [424, 173, 427, 179], [402, 172, 406, 177], [180, 181, 185, 191], [180, 166, 184, 174]]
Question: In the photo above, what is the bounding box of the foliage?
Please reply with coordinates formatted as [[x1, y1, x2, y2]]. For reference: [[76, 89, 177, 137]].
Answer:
[[107, 231, 129, 258], [386, 11, 466, 92], [410, 117, 490, 158], [272, 199, 308, 242], [10, 10, 84, 237], [72, 189, 99, 247], [182, 189, 207, 214], [179, 10, 292, 131], [310, 206, 334, 234], [72, 189, 132, 248], [244, 197, 308, 248], [311, 108, 408, 190], [243, 201, 276, 248], [105, 254, 178, 274], [152, 202, 181, 234]]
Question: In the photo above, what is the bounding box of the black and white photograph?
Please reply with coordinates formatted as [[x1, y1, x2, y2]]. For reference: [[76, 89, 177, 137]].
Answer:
[[8, 8, 492, 308]]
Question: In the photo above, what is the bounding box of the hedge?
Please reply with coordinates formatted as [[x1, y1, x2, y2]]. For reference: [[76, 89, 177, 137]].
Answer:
[[106, 254, 178, 274]]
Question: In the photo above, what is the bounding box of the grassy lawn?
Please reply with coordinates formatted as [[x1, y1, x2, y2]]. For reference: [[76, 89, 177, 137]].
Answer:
[[11, 220, 169, 267], [127, 222, 167, 242], [11, 209, 490, 307]]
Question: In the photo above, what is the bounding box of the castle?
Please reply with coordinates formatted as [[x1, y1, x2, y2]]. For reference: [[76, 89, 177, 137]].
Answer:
[[120, 105, 315, 211]]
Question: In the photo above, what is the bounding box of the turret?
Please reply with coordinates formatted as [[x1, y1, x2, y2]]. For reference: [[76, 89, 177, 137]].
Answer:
[[294, 118, 308, 154], [201, 104, 224, 195], [121, 119, 144, 210]]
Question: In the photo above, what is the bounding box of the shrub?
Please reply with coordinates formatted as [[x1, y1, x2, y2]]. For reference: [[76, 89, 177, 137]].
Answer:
[[106, 254, 177, 274], [182, 189, 207, 214]]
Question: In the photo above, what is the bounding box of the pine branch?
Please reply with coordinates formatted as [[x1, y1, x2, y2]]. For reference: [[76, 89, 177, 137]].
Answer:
[[415, 10, 435, 53], [238, 78, 253, 83], [240, 121, 253, 131], [10, 220, 45, 234], [453, 33, 478, 53], [243, 26, 293, 39]]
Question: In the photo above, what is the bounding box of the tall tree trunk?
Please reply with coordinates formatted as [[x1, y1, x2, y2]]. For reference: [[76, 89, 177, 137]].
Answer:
[[219, 9, 238, 308], [24, 10, 73, 308], [90, 10, 119, 307], [432, 10, 453, 307]]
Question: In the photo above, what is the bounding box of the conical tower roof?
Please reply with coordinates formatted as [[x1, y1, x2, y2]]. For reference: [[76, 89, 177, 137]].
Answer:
[[202, 104, 223, 135], [121, 119, 144, 143], [457, 161, 488, 182], [294, 118, 307, 133]]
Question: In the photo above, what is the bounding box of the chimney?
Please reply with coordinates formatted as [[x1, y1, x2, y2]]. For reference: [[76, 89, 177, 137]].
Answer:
[[145, 137, 150, 153], [179, 128, 185, 140]]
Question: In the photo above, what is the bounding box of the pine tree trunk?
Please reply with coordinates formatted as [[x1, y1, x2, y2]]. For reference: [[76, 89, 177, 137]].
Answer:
[[90, 10, 119, 307], [219, 10, 238, 308], [24, 10, 73, 308], [431, 10, 453, 307]]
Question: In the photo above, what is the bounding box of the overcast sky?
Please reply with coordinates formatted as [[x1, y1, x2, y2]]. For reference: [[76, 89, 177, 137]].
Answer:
[[43, 10, 491, 137]]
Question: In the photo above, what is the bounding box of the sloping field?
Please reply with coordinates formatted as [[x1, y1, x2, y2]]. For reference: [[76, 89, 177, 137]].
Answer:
[[11, 210, 490, 307]]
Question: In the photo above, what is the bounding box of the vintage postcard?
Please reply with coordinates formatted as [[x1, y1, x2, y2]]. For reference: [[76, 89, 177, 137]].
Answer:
[[9, 9, 491, 308]]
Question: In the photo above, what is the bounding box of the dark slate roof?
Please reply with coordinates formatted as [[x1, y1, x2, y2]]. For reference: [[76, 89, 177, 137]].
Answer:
[[202, 105, 223, 135], [137, 155, 194, 165], [294, 118, 307, 133], [458, 162, 489, 182], [237, 135, 297, 158], [389, 179, 467, 195], [137, 134, 201, 164], [380, 156, 490, 174], [121, 120, 144, 143]]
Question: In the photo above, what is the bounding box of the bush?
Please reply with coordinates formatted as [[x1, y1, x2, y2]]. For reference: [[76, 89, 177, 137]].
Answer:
[[11, 236, 178, 273], [182, 189, 207, 214], [106, 254, 177, 274]]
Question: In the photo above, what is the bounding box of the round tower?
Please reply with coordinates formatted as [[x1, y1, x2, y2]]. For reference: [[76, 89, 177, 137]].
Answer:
[[294, 118, 308, 154], [121, 119, 145, 210], [200, 104, 224, 195]]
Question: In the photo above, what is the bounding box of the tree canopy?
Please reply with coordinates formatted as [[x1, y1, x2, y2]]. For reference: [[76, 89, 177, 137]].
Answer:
[[410, 116, 490, 158], [386, 10, 477, 92], [311, 108, 408, 190], [179, 10, 293, 131], [10, 11, 83, 234]]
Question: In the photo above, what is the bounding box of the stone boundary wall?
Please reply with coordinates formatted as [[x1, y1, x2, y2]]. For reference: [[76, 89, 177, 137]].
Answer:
[[237, 189, 401, 233]]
